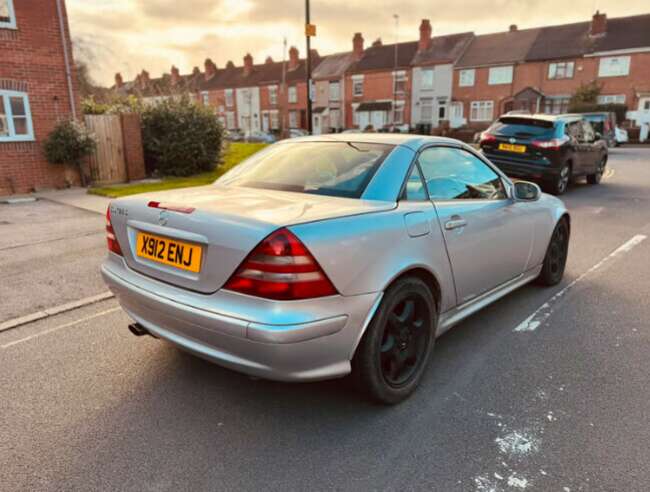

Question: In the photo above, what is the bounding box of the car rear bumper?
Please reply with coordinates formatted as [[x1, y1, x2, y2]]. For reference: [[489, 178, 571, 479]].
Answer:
[[484, 154, 559, 181], [101, 255, 381, 382]]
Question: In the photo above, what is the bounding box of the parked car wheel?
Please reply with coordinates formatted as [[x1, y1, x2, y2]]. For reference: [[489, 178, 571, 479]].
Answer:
[[536, 218, 570, 287], [587, 156, 607, 185], [545, 162, 571, 196], [352, 276, 436, 404]]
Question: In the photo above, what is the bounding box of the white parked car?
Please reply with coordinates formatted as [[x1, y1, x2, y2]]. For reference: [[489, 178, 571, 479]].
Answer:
[[615, 126, 628, 146]]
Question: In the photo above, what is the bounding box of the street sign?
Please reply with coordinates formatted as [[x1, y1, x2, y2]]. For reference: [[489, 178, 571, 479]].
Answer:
[[305, 23, 316, 37]]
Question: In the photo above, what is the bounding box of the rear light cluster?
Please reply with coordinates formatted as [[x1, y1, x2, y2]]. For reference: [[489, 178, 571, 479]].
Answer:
[[532, 135, 569, 151], [106, 207, 123, 256], [479, 132, 497, 144], [224, 228, 337, 301], [148, 201, 195, 214]]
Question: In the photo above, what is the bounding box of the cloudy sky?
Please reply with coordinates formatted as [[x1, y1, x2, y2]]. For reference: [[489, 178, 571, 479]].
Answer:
[[68, 0, 650, 86]]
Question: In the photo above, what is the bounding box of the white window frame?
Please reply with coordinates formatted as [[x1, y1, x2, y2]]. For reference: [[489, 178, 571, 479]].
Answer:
[[268, 85, 278, 105], [329, 81, 340, 102], [458, 69, 475, 87], [225, 111, 236, 130], [201, 91, 209, 106], [288, 86, 297, 104], [548, 61, 575, 80], [393, 101, 405, 125], [0, 0, 17, 29], [393, 70, 407, 95], [488, 66, 513, 85], [352, 75, 364, 97], [289, 110, 298, 128], [0, 90, 35, 142], [270, 110, 279, 130], [597, 94, 626, 104], [543, 96, 571, 114], [470, 100, 494, 122], [225, 89, 234, 107], [598, 56, 631, 77], [420, 97, 433, 123], [421, 69, 434, 90]]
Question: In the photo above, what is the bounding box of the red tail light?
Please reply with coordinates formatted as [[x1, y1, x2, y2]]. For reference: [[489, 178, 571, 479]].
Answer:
[[480, 132, 497, 144], [532, 135, 569, 151], [148, 201, 195, 214], [106, 207, 123, 256], [224, 228, 337, 300]]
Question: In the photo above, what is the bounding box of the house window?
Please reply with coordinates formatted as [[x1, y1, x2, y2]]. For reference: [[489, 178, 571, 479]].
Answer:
[[597, 94, 626, 104], [268, 85, 278, 105], [548, 61, 574, 80], [352, 77, 363, 97], [0, 91, 34, 142], [470, 100, 494, 122], [420, 98, 433, 123], [543, 96, 571, 114], [421, 69, 434, 90], [394, 71, 407, 94], [289, 110, 298, 128], [225, 89, 234, 107], [0, 0, 16, 29], [288, 86, 297, 104], [330, 109, 340, 129], [226, 111, 236, 130], [598, 56, 630, 77], [393, 103, 405, 125], [488, 66, 513, 85], [459, 69, 475, 87], [270, 110, 279, 130], [201, 91, 209, 106], [329, 81, 340, 102]]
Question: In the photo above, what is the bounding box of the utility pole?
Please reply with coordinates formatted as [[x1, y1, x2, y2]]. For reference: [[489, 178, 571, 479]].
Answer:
[[305, 0, 313, 134]]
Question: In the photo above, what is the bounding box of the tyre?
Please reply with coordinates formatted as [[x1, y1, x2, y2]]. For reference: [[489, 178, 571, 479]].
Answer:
[[587, 156, 606, 185], [536, 218, 570, 287], [351, 276, 437, 404], [545, 163, 571, 196]]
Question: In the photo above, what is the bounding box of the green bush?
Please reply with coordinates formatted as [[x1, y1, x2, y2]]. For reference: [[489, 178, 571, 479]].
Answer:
[[82, 95, 143, 115], [141, 96, 223, 176], [43, 120, 96, 168]]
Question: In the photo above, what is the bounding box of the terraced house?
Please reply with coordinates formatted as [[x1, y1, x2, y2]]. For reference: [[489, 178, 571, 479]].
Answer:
[[1, 0, 79, 195]]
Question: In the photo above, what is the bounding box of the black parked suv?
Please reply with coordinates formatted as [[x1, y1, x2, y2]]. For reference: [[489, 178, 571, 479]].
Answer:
[[479, 114, 608, 195]]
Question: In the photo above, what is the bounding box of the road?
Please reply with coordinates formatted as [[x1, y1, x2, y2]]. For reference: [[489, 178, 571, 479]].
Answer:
[[2, 148, 649, 491]]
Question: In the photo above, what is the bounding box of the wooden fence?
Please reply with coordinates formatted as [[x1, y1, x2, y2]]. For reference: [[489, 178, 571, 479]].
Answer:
[[84, 114, 128, 185]]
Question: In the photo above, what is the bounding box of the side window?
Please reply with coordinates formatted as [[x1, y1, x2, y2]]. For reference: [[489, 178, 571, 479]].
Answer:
[[418, 147, 506, 201], [401, 165, 428, 201], [581, 121, 595, 142], [565, 121, 583, 141]]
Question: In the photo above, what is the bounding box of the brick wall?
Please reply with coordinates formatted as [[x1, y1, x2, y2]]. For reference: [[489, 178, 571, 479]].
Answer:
[[0, 0, 79, 195], [120, 113, 145, 181]]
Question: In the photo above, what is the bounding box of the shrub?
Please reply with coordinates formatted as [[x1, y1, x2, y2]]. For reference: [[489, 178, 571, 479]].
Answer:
[[570, 80, 602, 106], [82, 95, 142, 115], [141, 96, 223, 176], [43, 120, 96, 169]]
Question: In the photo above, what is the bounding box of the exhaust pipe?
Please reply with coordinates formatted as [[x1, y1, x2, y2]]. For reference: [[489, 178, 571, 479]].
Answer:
[[128, 323, 155, 338]]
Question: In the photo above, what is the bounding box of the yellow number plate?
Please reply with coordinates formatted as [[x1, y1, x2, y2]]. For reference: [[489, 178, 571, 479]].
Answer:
[[499, 143, 527, 153], [136, 232, 202, 273]]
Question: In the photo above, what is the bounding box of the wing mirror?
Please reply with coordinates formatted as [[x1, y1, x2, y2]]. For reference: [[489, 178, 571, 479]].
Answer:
[[513, 181, 541, 201]]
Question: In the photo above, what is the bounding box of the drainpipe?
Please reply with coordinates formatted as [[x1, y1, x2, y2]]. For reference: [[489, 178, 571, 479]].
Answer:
[[55, 0, 77, 120]]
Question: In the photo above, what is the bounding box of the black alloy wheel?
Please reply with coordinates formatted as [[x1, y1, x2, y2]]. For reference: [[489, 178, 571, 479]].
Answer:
[[537, 219, 570, 286]]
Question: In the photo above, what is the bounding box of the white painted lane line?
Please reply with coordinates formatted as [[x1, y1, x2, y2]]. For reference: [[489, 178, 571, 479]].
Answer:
[[0, 291, 114, 333], [514, 234, 647, 332], [1, 307, 121, 349], [603, 168, 615, 180]]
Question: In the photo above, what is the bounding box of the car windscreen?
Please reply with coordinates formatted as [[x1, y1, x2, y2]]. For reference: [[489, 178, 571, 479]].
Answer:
[[216, 142, 394, 199], [490, 117, 556, 139]]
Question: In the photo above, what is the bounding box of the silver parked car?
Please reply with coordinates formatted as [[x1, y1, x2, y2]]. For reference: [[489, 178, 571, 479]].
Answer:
[[102, 134, 570, 403]]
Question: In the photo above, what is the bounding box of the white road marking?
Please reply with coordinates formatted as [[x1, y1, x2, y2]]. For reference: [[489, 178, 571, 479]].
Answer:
[[514, 234, 647, 332], [0, 291, 114, 333], [603, 168, 615, 180], [1, 307, 120, 349]]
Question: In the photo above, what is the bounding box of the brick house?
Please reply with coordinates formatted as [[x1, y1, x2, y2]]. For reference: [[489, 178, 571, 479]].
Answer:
[[113, 65, 203, 106], [1, 0, 79, 195], [410, 20, 473, 133], [345, 34, 418, 130], [453, 12, 650, 130], [311, 50, 356, 134]]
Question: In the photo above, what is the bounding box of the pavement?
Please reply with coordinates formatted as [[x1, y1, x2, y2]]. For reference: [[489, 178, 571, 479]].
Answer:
[[1, 148, 650, 491], [35, 187, 111, 215]]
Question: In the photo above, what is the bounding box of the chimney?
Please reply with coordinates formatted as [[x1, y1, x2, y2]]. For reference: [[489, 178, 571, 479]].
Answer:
[[288, 46, 299, 70], [204, 58, 217, 80], [243, 53, 254, 76], [226, 60, 235, 69], [170, 65, 181, 86], [192, 66, 201, 77], [265, 56, 274, 64], [509, 24, 518, 32], [114, 72, 123, 88], [353, 32, 364, 60], [591, 10, 607, 36], [139, 70, 149, 89], [372, 38, 382, 47], [419, 19, 432, 51]]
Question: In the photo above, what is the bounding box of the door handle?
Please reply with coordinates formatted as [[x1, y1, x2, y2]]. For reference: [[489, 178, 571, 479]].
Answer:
[[445, 216, 467, 230]]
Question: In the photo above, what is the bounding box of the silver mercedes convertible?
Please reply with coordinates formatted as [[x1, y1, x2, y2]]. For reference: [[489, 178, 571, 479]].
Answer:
[[102, 134, 570, 404]]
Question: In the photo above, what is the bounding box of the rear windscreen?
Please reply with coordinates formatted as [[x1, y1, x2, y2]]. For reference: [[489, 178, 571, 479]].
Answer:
[[490, 118, 556, 139]]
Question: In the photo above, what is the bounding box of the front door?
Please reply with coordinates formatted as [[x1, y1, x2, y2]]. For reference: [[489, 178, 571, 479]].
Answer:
[[262, 112, 270, 132], [371, 111, 385, 130], [313, 115, 321, 135], [417, 146, 533, 304]]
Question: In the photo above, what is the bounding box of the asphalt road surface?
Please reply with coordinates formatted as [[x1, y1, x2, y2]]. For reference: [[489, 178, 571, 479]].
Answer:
[[2, 148, 649, 491]]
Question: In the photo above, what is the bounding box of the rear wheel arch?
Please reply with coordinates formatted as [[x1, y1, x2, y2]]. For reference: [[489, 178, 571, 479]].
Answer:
[[386, 267, 442, 314]]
